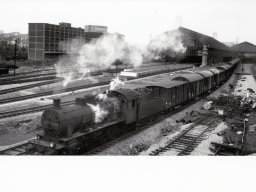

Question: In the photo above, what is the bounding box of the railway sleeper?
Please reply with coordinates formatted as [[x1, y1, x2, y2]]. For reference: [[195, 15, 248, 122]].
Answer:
[[169, 145, 186, 150], [165, 144, 186, 149], [175, 140, 194, 144]]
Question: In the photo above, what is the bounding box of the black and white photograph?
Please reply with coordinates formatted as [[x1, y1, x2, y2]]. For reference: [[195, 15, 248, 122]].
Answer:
[[0, 0, 256, 191]]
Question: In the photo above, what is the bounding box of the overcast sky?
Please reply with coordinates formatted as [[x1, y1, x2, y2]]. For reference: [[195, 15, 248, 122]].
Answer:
[[1, 0, 255, 46]]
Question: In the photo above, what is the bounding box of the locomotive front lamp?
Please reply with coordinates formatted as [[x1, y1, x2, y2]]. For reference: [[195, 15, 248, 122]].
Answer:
[[50, 142, 55, 148]]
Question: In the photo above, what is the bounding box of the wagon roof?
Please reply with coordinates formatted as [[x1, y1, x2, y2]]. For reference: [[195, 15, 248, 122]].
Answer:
[[216, 65, 229, 70], [195, 70, 214, 78], [208, 68, 221, 74], [146, 80, 186, 89], [223, 64, 232, 68], [118, 81, 151, 90], [110, 88, 140, 101], [171, 73, 204, 82]]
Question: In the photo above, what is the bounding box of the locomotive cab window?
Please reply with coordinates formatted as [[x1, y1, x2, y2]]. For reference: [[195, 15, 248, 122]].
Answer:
[[128, 100, 136, 109], [132, 99, 136, 108]]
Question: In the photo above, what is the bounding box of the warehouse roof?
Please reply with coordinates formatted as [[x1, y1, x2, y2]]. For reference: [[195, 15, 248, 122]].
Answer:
[[171, 27, 232, 52], [231, 42, 256, 53]]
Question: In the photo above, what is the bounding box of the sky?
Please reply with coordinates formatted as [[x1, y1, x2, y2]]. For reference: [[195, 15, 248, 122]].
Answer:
[[1, 0, 256, 46]]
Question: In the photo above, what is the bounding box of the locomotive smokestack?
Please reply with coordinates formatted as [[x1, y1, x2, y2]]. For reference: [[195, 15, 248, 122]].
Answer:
[[53, 98, 61, 108]]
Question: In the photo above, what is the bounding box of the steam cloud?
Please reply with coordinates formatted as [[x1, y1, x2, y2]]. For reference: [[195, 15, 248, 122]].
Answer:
[[87, 103, 109, 123], [145, 30, 186, 61], [55, 30, 186, 87], [109, 76, 125, 90]]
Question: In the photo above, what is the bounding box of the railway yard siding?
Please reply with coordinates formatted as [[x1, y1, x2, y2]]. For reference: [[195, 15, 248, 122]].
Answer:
[[0, 63, 194, 149]]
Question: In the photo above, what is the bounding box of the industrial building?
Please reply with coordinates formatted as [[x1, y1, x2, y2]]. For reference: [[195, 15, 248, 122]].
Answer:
[[231, 41, 256, 62], [28, 22, 108, 60], [163, 27, 235, 65]]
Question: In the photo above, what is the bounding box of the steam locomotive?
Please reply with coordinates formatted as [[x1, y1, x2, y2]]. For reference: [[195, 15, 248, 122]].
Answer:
[[30, 58, 240, 154]]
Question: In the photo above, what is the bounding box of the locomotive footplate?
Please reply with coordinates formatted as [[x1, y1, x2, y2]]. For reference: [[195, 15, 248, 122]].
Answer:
[[29, 139, 65, 150], [58, 119, 124, 143]]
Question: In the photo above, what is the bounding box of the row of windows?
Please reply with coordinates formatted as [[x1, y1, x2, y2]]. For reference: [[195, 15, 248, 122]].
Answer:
[[29, 31, 84, 37], [29, 24, 84, 32], [29, 37, 80, 42], [28, 49, 44, 60], [29, 37, 84, 43], [29, 29, 84, 33], [29, 43, 44, 49]]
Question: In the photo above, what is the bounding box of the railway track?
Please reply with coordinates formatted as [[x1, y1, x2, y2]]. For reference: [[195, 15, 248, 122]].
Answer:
[[0, 79, 63, 95], [0, 141, 37, 155], [149, 113, 221, 156], [1, 68, 55, 78], [0, 100, 74, 119], [0, 81, 110, 105], [0, 75, 61, 85]]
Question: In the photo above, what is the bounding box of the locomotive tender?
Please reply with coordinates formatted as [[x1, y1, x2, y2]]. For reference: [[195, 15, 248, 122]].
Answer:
[[30, 58, 240, 154]]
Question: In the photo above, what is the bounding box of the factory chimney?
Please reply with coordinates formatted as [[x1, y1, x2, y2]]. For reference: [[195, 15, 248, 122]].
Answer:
[[53, 98, 61, 108]]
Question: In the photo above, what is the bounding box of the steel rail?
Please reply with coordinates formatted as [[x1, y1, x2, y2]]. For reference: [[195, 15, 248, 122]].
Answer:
[[149, 114, 219, 155]]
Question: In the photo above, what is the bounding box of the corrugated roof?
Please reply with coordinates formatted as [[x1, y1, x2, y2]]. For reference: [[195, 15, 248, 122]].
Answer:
[[174, 27, 232, 52], [231, 42, 256, 53], [110, 88, 140, 101]]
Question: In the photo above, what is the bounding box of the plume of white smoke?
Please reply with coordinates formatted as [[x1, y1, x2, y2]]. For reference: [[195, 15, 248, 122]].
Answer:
[[87, 103, 108, 123], [96, 93, 108, 101], [145, 30, 186, 61], [109, 76, 125, 90], [55, 29, 186, 87], [55, 33, 142, 86]]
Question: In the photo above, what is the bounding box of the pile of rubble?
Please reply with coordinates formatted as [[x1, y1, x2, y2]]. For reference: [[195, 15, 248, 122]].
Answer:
[[207, 92, 256, 155]]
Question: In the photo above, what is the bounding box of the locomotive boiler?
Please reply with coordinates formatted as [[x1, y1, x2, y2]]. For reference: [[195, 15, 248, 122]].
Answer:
[[41, 94, 122, 140]]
